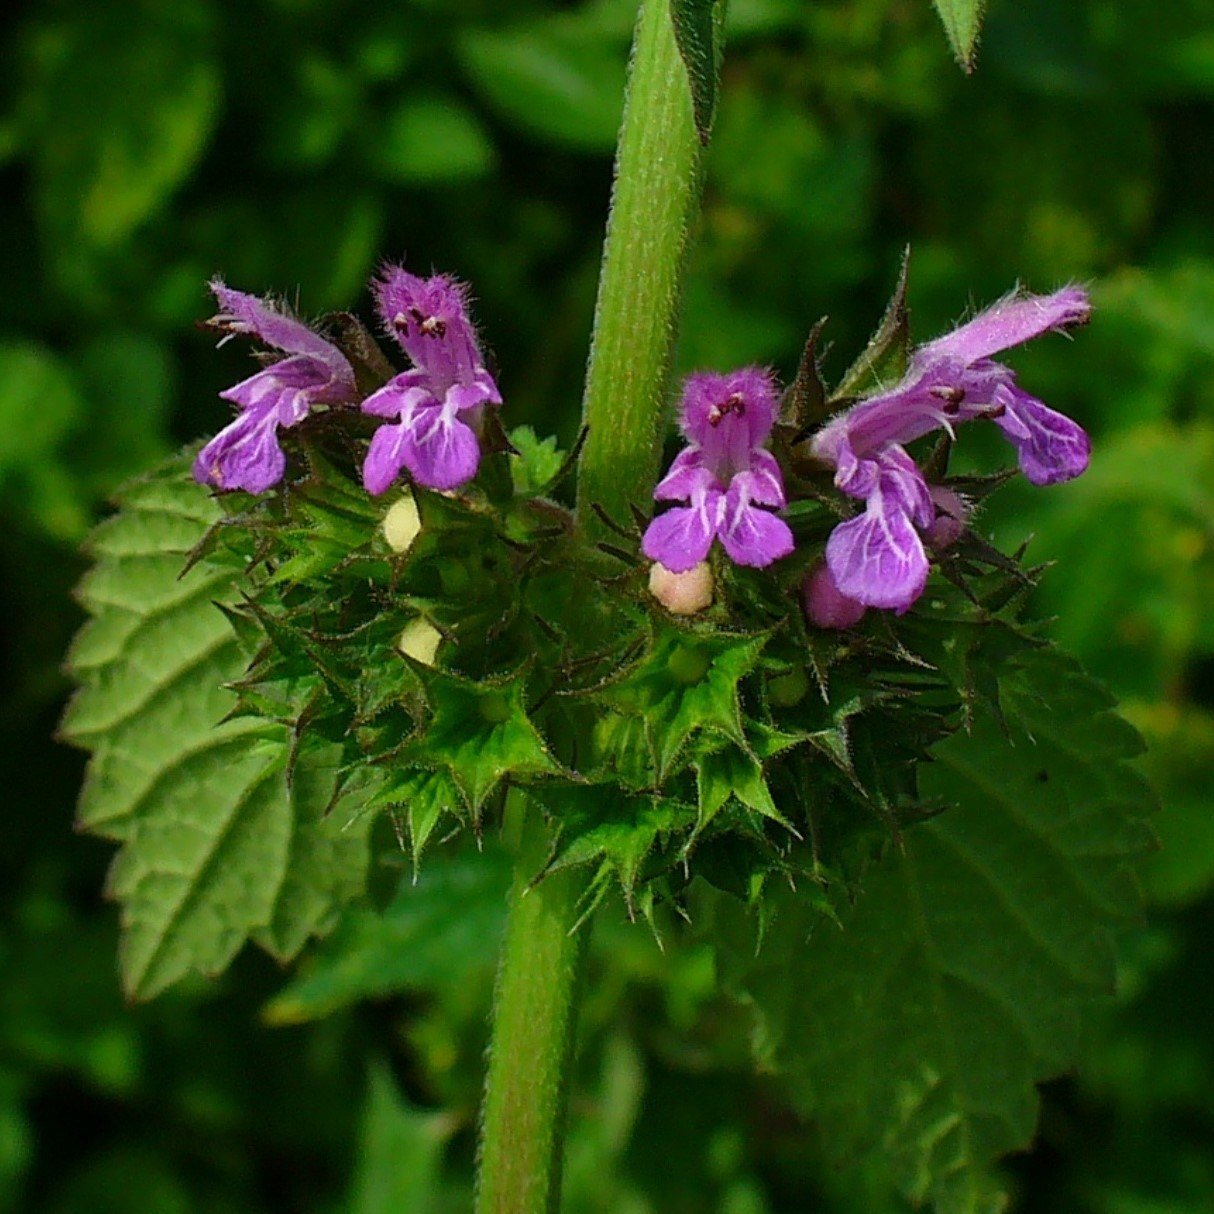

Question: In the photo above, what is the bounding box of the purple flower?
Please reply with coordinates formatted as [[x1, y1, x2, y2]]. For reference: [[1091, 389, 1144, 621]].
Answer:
[[643, 368, 795, 574], [194, 282, 357, 494], [361, 266, 501, 494], [811, 286, 1091, 612]]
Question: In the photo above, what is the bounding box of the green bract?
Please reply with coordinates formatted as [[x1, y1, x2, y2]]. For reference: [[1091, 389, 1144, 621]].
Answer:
[[63, 310, 1133, 990]]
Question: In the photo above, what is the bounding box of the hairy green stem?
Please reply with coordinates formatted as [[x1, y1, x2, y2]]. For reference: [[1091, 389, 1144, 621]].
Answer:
[[576, 0, 717, 533], [477, 4, 723, 1209], [475, 806, 588, 1214]]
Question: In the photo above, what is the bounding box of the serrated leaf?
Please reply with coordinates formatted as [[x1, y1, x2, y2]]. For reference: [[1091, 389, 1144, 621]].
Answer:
[[508, 424, 567, 497], [931, 0, 987, 72], [539, 784, 695, 896], [598, 624, 766, 780], [364, 767, 467, 867], [399, 665, 560, 810], [62, 456, 368, 998], [695, 723, 805, 832], [784, 317, 829, 432], [670, 0, 721, 145], [711, 648, 1156, 1211]]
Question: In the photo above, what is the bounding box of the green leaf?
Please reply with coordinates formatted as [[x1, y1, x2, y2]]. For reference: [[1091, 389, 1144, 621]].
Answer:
[[348, 1061, 452, 1214], [931, 0, 988, 72], [457, 17, 627, 152], [1129, 704, 1214, 907], [695, 724, 804, 832], [832, 247, 911, 401], [598, 623, 767, 780], [0, 339, 88, 538], [711, 649, 1156, 1211], [536, 783, 696, 907], [26, 2, 219, 252], [670, 0, 721, 145], [61, 457, 368, 998], [72, 334, 172, 493], [363, 767, 468, 867], [368, 95, 495, 185], [399, 665, 560, 811], [990, 422, 1214, 701], [508, 425, 567, 497], [266, 841, 511, 1023]]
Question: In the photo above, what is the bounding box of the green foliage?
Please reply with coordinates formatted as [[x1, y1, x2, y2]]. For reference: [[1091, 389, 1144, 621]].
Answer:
[[347, 1062, 454, 1214], [930, 0, 988, 71], [60, 461, 368, 997], [23, 0, 219, 300], [708, 649, 1156, 1212], [458, 14, 628, 151], [399, 664, 561, 811], [5, 0, 1212, 1211], [670, 0, 722, 143], [267, 839, 510, 1024]]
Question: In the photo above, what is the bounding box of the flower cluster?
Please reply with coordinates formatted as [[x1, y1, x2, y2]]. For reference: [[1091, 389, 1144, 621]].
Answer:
[[195, 270, 1091, 628], [646, 287, 1092, 621], [195, 267, 500, 497]]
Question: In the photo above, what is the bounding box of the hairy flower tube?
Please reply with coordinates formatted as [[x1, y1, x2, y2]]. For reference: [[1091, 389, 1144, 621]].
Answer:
[[361, 266, 502, 494], [643, 368, 795, 574], [810, 286, 1092, 612], [194, 282, 358, 493]]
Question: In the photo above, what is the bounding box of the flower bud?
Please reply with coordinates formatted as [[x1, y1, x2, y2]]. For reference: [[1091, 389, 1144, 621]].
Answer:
[[926, 486, 968, 549], [803, 562, 867, 630], [382, 491, 422, 554], [648, 560, 714, 615], [397, 618, 442, 665]]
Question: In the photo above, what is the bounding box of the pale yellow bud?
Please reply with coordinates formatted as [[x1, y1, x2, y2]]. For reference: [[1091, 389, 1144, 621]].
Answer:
[[397, 618, 442, 666], [648, 561, 713, 615], [382, 492, 422, 554]]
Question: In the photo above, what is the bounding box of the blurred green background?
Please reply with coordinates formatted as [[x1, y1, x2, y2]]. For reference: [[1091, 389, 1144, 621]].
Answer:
[[2, 0, 1213, 1210]]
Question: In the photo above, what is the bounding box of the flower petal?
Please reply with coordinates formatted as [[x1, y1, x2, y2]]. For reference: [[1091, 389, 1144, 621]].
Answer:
[[374, 265, 486, 387], [361, 371, 435, 419], [193, 408, 285, 494], [446, 374, 501, 413], [654, 448, 715, 503], [876, 445, 935, 530], [363, 421, 412, 496], [642, 496, 719, 573], [210, 280, 353, 383], [400, 405, 482, 491], [220, 355, 342, 427], [919, 286, 1091, 365], [826, 485, 929, 612], [742, 450, 787, 508], [718, 493, 794, 568], [679, 367, 778, 456], [993, 384, 1091, 486]]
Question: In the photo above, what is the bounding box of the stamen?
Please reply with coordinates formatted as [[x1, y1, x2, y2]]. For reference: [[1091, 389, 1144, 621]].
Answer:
[[930, 385, 966, 415], [708, 392, 747, 427], [393, 308, 447, 338]]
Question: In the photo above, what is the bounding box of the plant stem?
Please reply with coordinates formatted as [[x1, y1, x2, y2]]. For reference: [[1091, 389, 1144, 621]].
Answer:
[[576, 0, 717, 534], [476, 806, 588, 1214], [477, 5, 723, 1209]]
